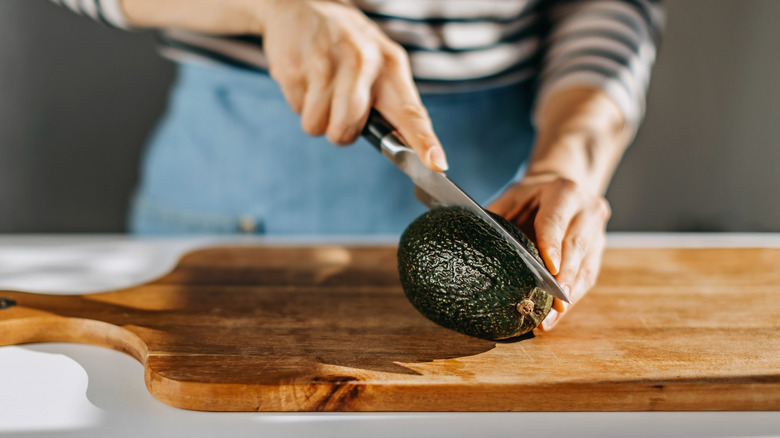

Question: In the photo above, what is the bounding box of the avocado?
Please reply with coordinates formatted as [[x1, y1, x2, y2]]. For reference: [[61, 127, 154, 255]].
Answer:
[[397, 207, 553, 340]]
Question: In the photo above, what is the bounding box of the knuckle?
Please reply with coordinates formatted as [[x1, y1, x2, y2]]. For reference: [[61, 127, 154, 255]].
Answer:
[[391, 105, 435, 145], [556, 274, 575, 291], [596, 197, 612, 219], [328, 103, 368, 146], [360, 46, 382, 68], [581, 266, 598, 285], [301, 117, 326, 137], [311, 55, 335, 81], [302, 124, 324, 137], [536, 211, 566, 232], [408, 132, 437, 151], [288, 99, 303, 115], [566, 234, 588, 255], [556, 178, 578, 192], [398, 104, 430, 128], [326, 124, 357, 146], [533, 227, 561, 251], [337, 42, 362, 69], [382, 42, 410, 68], [340, 41, 380, 67]]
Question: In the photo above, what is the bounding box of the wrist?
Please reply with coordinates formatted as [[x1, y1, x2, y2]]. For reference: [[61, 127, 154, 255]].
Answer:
[[528, 88, 632, 195], [254, 0, 359, 34], [524, 131, 611, 194]]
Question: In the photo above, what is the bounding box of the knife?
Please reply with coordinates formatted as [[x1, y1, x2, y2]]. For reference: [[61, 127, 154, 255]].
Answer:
[[362, 109, 571, 304]]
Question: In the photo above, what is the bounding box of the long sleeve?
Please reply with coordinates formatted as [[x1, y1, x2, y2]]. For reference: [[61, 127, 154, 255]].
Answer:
[[49, 0, 134, 29], [535, 0, 665, 133]]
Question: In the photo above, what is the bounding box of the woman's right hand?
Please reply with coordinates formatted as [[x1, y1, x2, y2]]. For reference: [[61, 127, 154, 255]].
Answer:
[[122, 0, 447, 170], [260, 1, 448, 171]]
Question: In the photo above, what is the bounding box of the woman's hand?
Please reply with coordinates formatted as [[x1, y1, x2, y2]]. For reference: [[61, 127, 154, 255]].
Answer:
[[487, 174, 611, 330], [121, 0, 448, 171], [262, 1, 448, 171], [489, 86, 631, 331]]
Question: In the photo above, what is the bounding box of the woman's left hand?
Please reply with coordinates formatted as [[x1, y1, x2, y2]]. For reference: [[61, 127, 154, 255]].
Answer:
[[487, 173, 611, 331]]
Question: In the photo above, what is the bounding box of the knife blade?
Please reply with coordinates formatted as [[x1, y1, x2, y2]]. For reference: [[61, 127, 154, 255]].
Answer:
[[362, 109, 571, 304]]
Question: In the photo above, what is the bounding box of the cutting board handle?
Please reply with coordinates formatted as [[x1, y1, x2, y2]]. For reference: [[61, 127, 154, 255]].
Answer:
[[0, 290, 149, 363]]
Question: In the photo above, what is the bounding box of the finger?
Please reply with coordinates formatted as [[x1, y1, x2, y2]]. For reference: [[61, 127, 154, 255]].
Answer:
[[539, 296, 571, 332], [376, 85, 446, 171], [571, 235, 606, 302], [539, 285, 571, 332], [568, 198, 610, 300], [538, 308, 558, 332], [540, 208, 607, 333], [327, 48, 381, 145], [278, 78, 307, 115], [374, 46, 448, 171], [542, 240, 603, 334], [269, 60, 306, 115], [300, 57, 335, 137], [533, 184, 580, 275], [300, 81, 332, 137], [556, 211, 604, 300], [552, 297, 566, 313]]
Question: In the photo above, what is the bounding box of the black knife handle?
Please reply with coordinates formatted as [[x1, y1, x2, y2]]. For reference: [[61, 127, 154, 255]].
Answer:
[[361, 109, 396, 152]]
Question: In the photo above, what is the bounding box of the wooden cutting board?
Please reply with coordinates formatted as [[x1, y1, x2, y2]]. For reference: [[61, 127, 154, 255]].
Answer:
[[1, 246, 778, 411]]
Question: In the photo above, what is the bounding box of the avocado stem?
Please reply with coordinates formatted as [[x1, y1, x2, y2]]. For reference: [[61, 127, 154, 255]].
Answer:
[[516, 299, 535, 316]]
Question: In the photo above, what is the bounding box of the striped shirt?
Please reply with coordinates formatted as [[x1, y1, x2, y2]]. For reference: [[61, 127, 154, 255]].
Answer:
[[51, 0, 664, 130]]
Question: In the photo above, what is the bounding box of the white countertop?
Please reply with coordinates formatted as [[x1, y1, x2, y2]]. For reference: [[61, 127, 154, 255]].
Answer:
[[1, 233, 779, 438]]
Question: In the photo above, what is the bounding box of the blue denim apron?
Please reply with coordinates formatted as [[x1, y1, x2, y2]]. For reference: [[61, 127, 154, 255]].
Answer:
[[129, 63, 536, 235]]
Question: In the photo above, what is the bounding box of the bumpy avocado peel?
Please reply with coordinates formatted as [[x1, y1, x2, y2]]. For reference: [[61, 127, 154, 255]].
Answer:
[[397, 207, 554, 340]]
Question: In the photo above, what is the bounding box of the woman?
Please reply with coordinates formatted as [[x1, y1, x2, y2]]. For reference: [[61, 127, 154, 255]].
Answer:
[[53, 0, 664, 329]]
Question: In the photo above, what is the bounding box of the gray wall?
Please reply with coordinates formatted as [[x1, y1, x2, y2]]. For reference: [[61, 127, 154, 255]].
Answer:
[[1, 0, 778, 233], [607, 0, 780, 231], [0, 1, 173, 232]]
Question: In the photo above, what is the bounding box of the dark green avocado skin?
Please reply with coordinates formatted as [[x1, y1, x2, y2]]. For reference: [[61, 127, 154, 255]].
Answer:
[[397, 207, 553, 340]]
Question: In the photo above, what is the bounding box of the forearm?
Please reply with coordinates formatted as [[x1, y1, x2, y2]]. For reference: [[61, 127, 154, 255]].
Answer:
[[119, 0, 268, 33], [526, 0, 664, 195], [526, 87, 631, 196]]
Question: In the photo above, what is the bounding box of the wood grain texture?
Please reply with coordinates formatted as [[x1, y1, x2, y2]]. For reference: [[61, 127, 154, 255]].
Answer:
[[1, 246, 779, 411]]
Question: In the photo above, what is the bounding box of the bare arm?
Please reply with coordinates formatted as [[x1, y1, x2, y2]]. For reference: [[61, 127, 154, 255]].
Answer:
[[488, 0, 664, 331], [528, 87, 630, 195], [488, 87, 630, 330]]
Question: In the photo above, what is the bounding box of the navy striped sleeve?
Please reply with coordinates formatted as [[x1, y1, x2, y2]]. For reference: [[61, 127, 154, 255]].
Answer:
[[49, 0, 134, 30], [535, 0, 665, 133]]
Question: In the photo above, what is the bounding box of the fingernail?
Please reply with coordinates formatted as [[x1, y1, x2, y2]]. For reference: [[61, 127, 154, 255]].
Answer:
[[541, 309, 558, 331], [560, 297, 570, 314], [428, 147, 449, 171], [552, 297, 565, 313]]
